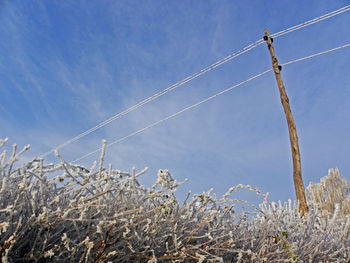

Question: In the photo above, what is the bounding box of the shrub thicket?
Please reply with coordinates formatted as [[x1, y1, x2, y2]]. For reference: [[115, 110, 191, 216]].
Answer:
[[0, 138, 349, 262]]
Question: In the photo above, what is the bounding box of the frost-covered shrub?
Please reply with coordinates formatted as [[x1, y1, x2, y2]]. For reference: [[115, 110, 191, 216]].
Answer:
[[0, 137, 349, 262], [306, 168, 350, 218]]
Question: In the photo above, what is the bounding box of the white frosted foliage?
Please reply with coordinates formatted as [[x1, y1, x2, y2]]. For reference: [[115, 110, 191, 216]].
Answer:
[[0, 138, 349, 262]]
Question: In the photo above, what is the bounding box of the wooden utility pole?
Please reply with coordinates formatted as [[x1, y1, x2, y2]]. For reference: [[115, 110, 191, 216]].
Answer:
[[264, 29, 308, 217]]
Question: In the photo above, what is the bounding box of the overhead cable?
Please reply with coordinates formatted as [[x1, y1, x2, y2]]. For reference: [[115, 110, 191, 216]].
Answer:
[[40, 39, 264, 159], [280, 43, 350, 66], [72, 69, 272, 163], [271, 4, 350, 38], [72, 41, 350, 163], [40, 4, 350, 159]]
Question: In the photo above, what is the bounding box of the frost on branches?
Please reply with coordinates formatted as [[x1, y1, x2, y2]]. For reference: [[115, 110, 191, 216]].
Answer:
[[0, 137, 349, 262]]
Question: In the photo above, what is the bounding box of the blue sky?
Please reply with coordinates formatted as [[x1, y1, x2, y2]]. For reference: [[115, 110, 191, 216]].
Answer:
[[1, 1, 350, 205]]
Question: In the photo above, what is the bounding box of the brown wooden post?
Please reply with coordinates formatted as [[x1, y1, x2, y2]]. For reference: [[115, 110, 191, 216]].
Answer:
[[264, 29, 308, 217]]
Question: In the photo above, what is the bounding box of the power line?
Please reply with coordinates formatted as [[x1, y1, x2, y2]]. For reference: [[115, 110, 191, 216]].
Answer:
[[40, 39, 264, 159], [72, 69, 272, 163], [40, 4, 350, 159], [280, 43, 350, 66], [72, 41, 350, 163], [271, 4, 350, 38]]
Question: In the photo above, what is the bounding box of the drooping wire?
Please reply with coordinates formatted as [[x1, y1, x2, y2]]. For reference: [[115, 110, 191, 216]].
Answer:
[[72, 41, 350, 163], [40, 4, 350, 159]]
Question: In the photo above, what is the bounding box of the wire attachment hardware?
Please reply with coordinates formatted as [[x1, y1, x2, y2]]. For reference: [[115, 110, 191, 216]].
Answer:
[[263, 35, 273, 42]]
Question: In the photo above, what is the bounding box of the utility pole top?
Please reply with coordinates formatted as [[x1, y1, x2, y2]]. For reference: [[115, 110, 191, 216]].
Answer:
[[264, 29, 274, 48]]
